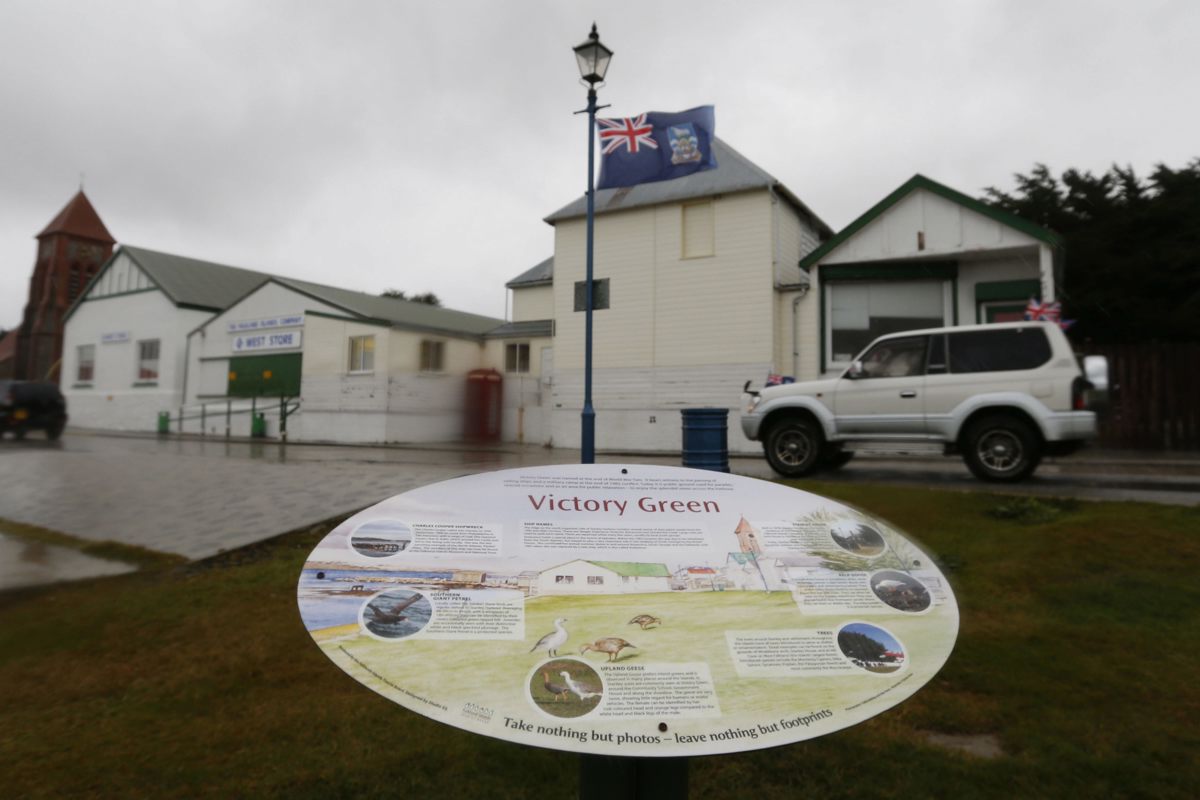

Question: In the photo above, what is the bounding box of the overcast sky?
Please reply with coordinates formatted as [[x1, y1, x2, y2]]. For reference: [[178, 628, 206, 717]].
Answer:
[[2, 0, 1197, 329]]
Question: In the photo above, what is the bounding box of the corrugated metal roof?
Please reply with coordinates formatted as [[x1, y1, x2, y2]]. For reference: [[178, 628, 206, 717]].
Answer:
[[484, 319, 554, 339], [122, 246, 271, 310], [543, 138, 832, 237], [111, 246, 503, 337], [506, 256, 553, 288], [276, 277, 503, 336]]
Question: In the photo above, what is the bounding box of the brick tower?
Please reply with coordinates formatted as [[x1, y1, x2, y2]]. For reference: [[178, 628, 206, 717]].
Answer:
[[13, 191, 116, 382]]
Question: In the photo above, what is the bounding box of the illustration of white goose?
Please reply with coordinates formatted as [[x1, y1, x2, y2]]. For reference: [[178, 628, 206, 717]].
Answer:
[[530, 617, 568, 657]]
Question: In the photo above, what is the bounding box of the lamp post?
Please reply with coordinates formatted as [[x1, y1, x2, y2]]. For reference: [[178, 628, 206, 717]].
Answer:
[[573, 23, 612, 465]]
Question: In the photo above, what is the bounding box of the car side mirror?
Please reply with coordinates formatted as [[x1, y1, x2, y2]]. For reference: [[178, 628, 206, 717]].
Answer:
[[846, 360, 864, 379]]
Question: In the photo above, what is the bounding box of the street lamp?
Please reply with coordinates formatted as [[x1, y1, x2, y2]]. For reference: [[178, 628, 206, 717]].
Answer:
[[573, 23, 611, 465]]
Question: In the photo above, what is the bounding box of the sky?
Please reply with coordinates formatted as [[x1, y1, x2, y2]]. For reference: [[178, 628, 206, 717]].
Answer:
[[2, 0, 1197, 329]]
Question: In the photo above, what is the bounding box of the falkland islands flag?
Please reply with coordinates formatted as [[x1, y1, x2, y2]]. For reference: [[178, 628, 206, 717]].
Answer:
[[596, 105, 717, 190]]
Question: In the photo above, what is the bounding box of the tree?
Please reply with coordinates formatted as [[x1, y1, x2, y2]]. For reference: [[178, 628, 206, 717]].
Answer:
[[983, 159, 1200, 343], [380, 290, 441, 306]]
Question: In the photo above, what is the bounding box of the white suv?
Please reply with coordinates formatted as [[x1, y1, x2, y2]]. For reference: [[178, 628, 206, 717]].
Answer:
[[741, 322, 1108, 482]]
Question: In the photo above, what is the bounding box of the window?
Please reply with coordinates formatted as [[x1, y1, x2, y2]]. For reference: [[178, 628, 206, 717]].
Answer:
[[77, 345, 95, 382], [420, 340, 444, 372], [587, 576, 604, 585], [574, 278, 610, 311], [855, 336, 928, 378], [948, 328, 1051, 373], [826, 280, 950, 368], [555, 575, 574, 584], [505, 343, 530, 373], [682, 200, 715, 258], [137, 339, 159, 381], [348, 335, 375, 373]]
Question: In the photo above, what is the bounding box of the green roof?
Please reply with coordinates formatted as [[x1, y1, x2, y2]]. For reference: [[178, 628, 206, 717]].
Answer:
[[122, 245, 272, 310], [71, 245, 504, 337], [586, 560, 671, 578], [797, 174, 1062, 272]]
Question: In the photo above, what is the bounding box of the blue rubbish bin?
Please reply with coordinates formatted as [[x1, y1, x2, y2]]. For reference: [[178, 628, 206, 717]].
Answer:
[[681, 408, 730, 472]]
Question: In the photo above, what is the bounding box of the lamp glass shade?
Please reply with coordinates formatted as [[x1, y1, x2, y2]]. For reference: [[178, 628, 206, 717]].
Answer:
[[573, 37, 612, 84]]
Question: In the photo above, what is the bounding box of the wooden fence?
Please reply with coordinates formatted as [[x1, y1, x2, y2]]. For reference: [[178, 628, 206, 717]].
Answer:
[[1090, 342, 1200, 451]]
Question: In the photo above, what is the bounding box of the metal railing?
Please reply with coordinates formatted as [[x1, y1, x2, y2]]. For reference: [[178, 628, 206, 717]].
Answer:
[[158, 395, 300, 440]]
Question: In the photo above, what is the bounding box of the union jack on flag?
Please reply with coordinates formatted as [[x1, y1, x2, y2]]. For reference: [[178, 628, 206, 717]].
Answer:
[[599, 113, 659, 155], [1024, 298, 1062, 322]]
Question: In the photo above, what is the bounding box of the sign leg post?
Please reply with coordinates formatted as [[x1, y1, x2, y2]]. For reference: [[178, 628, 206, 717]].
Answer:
[[579, 755, 687, 800]]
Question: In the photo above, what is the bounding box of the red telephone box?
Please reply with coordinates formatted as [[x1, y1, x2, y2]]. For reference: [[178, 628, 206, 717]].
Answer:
[[464, 369, 502, 442]]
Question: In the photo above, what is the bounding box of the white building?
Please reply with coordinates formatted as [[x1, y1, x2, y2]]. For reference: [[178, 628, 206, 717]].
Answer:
[[527, 139, 833, 452], [186, 275, 503, 442], [513, 147, 1061, 454], [535, 559, 671, 595], [61, 246, 269, 430], [63, 245, 506, 439]]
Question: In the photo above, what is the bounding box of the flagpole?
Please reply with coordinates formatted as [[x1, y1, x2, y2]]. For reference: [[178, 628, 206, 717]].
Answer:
[[582, 85, 597, 464]]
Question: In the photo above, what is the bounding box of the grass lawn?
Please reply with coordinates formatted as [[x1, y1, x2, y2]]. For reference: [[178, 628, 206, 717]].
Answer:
[[1, 484, 1198, 799]]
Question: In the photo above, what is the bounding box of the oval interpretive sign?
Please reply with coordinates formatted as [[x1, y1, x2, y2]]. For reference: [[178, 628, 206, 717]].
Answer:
[[296, 464, 958, 757]]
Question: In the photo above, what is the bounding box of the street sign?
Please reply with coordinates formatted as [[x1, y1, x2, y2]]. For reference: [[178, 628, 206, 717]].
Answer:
[[296, 464, 958, 757]]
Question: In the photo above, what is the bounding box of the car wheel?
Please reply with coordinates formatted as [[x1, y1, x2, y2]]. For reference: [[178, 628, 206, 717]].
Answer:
[[764, 418, 823, 477], [13, 428, 26, 441], [46, 419, 65, 440], [820, 446, 855, 471], [962, 415, 1042, 482]]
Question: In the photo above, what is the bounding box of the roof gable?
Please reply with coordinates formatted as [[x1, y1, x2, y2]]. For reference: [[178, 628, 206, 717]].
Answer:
[[798, 174, 1061, 271], [544, 139, 831, 236], [37, 191, 116, 243]]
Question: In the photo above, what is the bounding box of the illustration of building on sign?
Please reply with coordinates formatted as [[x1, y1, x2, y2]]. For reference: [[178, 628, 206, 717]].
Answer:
[[535, 560, 671, 595], [673, 566, 730, 591], [734, 515, 762, 554]]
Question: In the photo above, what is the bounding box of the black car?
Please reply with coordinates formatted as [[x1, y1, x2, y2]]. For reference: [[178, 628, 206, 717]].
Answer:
[[0, 380, 68, 439]]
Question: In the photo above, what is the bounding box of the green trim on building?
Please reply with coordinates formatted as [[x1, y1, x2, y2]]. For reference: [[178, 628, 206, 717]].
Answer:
[[797, 174, 1061, 272], [819, 261, 958, 281], [974, 279, 1041, 302]]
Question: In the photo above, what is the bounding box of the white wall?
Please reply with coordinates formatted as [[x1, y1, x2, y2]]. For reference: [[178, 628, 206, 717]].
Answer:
[[187, 282, 341, 403], [547, 189, 797, 450], [62, 290, 212, 430], [296, 316, 488, 444], [820, 188, 1043, 265], [511, 284, 553, 322]]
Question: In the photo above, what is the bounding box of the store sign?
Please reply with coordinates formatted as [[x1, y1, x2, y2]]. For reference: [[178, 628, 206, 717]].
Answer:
[[297, 464, 959, 757], [226, 313, 305, 334], [232, 330, 302, 353], [101, 331, 130, 344]]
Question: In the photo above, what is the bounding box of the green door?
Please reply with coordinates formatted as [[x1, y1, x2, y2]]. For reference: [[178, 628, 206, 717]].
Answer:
[[227, 353, 302, 397]]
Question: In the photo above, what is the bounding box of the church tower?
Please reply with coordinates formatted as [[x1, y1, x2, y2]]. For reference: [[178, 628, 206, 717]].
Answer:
[[13, 191, 116, 382], [734, 515, 762, 554]]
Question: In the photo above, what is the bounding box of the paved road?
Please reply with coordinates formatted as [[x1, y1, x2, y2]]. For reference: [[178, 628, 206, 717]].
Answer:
[[0, 432, 1196, 562]]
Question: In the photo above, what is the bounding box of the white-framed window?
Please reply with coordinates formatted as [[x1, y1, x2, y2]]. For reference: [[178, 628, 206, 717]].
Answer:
[[137, 339, 160, 381], [587, 576, 604, 585], [348, 335, 375, 373], [76, 344, 95, 383], [682, 200, 714, 258], [825, 280, 952, 371], [505, 342, 530, 373], [555, 575, 574, 584], [420, 340, 444, 372]]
